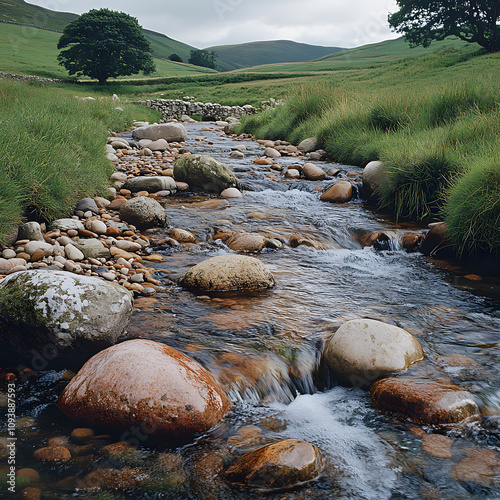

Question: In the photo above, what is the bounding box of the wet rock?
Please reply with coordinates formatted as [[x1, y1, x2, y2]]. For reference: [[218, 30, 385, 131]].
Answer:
[[320, 181, 353, 203], [402, 233, 424, 252], [420, 222, 454, 259], [174, 154, 239, 195], [303, 163, 326, 181], [360, 231, 397, 250], [227, 233, 267, 252], [17, 222, 44, 241], [362, 161, 387, 200], [323, 319, 424, 387], [119, 196, 167, 229], [264, 147, 281, 159], [123, 176, 176, 193], [79, 467, 148, 491], [289, 235, 328, 250], [182, 254, 275, 292], [70, 428, 95, 441], [132, 123, 187, 142], [58, 339, 231, 439], [76, 198, 99, 215], [33, 445, 71, 462], [298, 137, 318, 153], [20, 487, 41, 500], [0, 270, 133, 365], [370, 377, 479, 425], [170, 228, 196, 243], [224, 439, 322, 490], [285, 168, 300, 179], [421, 433, 453, 459], [450, 448, 500, 487]]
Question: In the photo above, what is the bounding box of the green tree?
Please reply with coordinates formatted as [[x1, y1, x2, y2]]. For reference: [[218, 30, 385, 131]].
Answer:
[[388, 0, 500, 53], [169, 53, 183, 62], [57, 9, 156, 84], [188, 49, 217, 69]]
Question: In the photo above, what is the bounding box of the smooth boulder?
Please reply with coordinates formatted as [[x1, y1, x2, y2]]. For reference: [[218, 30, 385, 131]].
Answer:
[[320, 181, 353, 203], [122, 176, 176, 193], [303, 163, 326, 181], [132, 123, 187, 142], [57, 339, 232, 438], [323, 319, 424, 387], [174, 155, 239, 194], [362, 161, 387, 200], [0, 270, 133, 364], [227, 233, 267, 252], [119, 196, 167, 229], [182, 254, 275, 292], [370, 377, 479, 425], [224, 439, 322, 490]]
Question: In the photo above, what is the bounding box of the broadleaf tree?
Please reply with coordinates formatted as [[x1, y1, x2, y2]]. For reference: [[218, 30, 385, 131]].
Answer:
[[57, 9, 156, 84], [388, 0, 500, 53], [188, 49, 217, 69]]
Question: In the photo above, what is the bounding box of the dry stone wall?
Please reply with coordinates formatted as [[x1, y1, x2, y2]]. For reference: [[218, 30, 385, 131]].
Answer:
[[139, 99, 259, 122]]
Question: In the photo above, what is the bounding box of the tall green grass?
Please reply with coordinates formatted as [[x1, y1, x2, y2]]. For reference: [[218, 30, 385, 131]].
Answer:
[[238, 48, 500, 258], [0, 79, 160, 242]]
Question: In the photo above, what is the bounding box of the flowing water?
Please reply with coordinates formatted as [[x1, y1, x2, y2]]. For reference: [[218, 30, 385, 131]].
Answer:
[[3, 122, 500, 499]]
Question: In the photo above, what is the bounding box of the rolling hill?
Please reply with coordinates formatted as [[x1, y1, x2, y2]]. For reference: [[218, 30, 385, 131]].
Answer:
[[208, 40, 344, 69]]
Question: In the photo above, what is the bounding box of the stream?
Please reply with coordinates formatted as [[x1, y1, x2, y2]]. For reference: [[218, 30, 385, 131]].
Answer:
[[3, 121, 500, 499]]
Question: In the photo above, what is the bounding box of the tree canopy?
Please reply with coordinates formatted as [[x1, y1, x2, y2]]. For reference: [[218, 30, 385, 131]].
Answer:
[[388, 0, 500, 53], [188, 49, 217, 69], [57, 9, 156, 84]]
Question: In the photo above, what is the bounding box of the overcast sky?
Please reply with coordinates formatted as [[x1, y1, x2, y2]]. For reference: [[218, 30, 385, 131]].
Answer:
[[27, 0, 400, 48]]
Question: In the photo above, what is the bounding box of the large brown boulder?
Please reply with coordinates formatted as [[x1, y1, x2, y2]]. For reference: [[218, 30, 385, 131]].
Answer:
[[320, 181, 353, 203], [182, 254, 275, 292], [224, 439, 322, 490], [323, 319, 424, 388], [58, 339, 232, 438], [419, 222, 455, 259], [370, 377, 479, 425]]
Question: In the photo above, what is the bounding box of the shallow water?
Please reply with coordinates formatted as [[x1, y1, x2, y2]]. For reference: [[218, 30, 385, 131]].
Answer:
[[2, 122, 500, 499]]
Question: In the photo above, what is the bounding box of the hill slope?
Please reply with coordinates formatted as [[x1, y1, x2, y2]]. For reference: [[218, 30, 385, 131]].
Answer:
[[208, 39, 344, 69]]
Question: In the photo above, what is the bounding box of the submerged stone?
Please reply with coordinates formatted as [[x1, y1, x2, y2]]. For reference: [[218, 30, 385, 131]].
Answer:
[[224, 439, 322, 490]]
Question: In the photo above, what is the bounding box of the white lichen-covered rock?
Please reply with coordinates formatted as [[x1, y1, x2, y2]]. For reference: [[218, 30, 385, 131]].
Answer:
[[0, 270, 133, 365], [323, 318, 424, 387], [52, 218, 85, 232], [132, 123, 187, 142]]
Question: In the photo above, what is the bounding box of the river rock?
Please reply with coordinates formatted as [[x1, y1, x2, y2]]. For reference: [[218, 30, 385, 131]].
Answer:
[[0, 258, 27, 274], [221, 188, 243, 198], [370, 377, 479, 425], [33, 446, 71, 462], [419, 222, 454, 259], [362, 161, 387, 200], [170, 228, 196, 243], [298, 137, 318, 153], [2, 249, 16, 259], [24, 241, 53, 256], [52, 219, 85, 232], [119, 197, 167, 229], [227, 233, 267, 252], [147, 139, 169, 151], [224, 439, 322, 490], [75, 239, 111, 259], [17, 222, 44, 242], [123, 176, 176, 193], [182, 254, 275, 292], [115, 240, 143, 253], [132, 123, 187, 142], [302, 163, 326, 181], [75, 198, 99, 215], [65, 244, 84, 261], [0, 270, 133, 366], [320, 181, 353, 203], [174, 154, 239, 195], [85, 220, 107, 235], [323, 319, 424, 387], [264, 147, 281, 159], [111, 172, 128, 182], [57, 339, 231, 438]]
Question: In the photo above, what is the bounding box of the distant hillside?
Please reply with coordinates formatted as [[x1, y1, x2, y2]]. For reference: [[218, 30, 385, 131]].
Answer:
[[0, 0, 198, 64], [208, 40, 345, 69]]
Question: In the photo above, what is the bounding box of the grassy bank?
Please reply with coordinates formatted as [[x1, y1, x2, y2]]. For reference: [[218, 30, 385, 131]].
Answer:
[[240, 47, 500, 259], [0, 78, 160, 242]]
